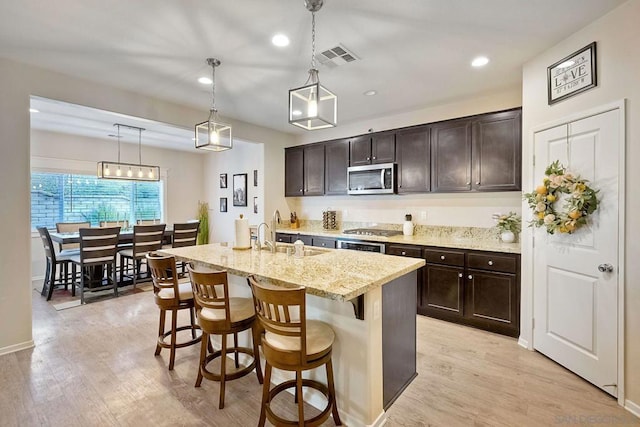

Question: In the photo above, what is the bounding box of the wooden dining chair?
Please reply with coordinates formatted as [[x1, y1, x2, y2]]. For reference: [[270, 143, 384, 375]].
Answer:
[[119, 224, 166, 288], [137, 219, 160, 225], [171, 221, 200, 275], [37, 226, 76, 300], [69, 226, 120, 304], [248, 275, 342, 427], [146, 253, 201, 370], [188, 266, 263, 409], [55, 221, 90, 252]]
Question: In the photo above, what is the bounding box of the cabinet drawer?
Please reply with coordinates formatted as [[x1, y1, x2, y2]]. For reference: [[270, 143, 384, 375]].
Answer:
[[312, 237, 336, 249], [423, 249, 465, 266], [467, 252, 517, 273], [387, 244, 422, 258], [275, 233, 292, 243]]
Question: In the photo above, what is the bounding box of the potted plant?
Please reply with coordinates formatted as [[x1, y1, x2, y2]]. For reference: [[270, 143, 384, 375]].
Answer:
[[493, 212, 521, 243], [197, 201, 209, 245]]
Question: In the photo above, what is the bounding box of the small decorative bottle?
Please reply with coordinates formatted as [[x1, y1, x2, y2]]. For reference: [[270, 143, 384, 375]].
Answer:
[[403, 214, 414, 236], [293, 239, 305, 258]]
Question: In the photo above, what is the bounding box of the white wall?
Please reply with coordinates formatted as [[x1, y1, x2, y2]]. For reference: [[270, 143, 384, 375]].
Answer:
[[29, 129, 205, 284], [521, 0, 639, 408], [0, 57, 294, 355], [288, 87, 524, 228], [202, 140, 265, 244]]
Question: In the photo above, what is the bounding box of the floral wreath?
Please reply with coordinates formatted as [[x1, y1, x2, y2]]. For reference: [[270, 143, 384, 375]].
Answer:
[[524, 160, 599, 234]]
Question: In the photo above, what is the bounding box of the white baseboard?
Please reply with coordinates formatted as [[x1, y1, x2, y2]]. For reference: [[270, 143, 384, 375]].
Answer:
[[32, 276, 44, 292], [517, 337, 529, 349], [369, 411, 388, 427], [0, 340, 35, 357], [625, 399, 640, 418]]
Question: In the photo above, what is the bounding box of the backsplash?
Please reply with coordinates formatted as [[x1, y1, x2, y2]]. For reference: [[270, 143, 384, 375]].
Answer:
[[283, 219, 503, 242]]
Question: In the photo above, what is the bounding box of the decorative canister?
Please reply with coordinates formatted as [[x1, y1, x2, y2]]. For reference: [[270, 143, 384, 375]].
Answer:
[[403, 214, 414, 236], [293, 239, 305, 258]]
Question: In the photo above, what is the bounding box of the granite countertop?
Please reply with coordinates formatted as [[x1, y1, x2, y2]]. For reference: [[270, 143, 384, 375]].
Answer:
[[276, 225, 521, 254], [160, 244, 425, 301]]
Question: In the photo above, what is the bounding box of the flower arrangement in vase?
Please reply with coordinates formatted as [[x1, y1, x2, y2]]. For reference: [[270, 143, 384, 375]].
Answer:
[[492, 212, 521, 243]]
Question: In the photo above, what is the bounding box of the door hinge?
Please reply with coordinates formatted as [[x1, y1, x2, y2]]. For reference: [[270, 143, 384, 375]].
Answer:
[[533, 155, 535, 166], [532, 318, 535, 329]]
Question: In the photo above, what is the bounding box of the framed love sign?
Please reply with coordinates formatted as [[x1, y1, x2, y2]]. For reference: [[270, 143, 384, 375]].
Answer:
[[547, 42, 597, 105]]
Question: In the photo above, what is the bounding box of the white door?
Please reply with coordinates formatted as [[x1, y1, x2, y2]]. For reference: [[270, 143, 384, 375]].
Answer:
[[533, 109, 620, 397]]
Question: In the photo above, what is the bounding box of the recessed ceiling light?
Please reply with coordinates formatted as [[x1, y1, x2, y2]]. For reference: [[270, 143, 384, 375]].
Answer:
[[29, 108, 39, 113], [291, 110, 302, 116], [558, 60, 575, 69], [363, 90, 377, 96], [271, 34, 290, 47], [198, 76, 213, 85], [471, 56, 489, 67]]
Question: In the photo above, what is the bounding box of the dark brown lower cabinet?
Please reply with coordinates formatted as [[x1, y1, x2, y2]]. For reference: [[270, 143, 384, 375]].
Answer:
[[311, 236, 336, 248], [420, 248, 520, 337]]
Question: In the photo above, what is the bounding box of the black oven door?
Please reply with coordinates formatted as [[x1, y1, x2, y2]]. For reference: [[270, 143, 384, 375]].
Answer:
[[337, 240, 386, 254]]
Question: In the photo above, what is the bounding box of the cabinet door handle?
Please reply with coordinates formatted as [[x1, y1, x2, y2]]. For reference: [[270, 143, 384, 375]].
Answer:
[[367, 157, 371, 161], [299, 189, 303, 193], [440, 255, 445, 260], [322, 243, 326, 246], [488, 260, 493, 266], [373, 156, 377, 160], [458, 273, 463, 278], [468, 275, 473, 280], [466, 181, 470, 185], [401, 251, 406, 256], [476, 181, 480, 185]]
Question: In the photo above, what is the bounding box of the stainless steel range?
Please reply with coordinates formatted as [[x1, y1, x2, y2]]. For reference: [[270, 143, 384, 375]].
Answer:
[[342, 228, 403, 237], [338, 228, 402, 254]]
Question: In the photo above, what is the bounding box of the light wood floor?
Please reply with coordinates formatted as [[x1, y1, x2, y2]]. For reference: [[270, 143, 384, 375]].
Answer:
[[0, 291, 635, 426]]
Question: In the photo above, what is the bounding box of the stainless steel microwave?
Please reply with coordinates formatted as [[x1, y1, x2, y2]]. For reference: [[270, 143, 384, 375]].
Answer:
[[347, 163, 396, 195]]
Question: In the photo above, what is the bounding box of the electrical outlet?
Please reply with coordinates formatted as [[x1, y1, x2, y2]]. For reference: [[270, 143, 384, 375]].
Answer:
[[373, 300, 380, 320], [420, 211, 427, 221]]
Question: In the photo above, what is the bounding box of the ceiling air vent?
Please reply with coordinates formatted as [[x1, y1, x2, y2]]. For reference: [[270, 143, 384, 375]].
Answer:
[[316, 44, 359, 69]]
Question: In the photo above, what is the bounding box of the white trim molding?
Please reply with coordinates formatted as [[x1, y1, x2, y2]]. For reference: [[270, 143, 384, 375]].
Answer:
[[625, 400, 640, 419], [0, 340, 35, 357]]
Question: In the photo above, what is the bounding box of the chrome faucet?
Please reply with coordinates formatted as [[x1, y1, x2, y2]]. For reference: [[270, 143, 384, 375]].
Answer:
[[256, 222, 270, 251], [265, 209, 281, 253]]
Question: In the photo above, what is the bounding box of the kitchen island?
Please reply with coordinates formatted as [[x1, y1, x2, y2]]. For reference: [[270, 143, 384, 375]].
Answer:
[[160, 243, 424, 427]]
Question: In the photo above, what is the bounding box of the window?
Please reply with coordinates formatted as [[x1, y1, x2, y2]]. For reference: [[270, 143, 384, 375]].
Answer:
[[31, 172, 163, 229]]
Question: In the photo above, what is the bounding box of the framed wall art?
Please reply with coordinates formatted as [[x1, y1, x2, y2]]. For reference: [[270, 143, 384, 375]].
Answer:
[[253, 169, 258, 187], [219, 197, 227, 212], [220, 173, 227, 188], [253, 197, 258, 214], [233, 173, 247, 207], [547, 42, 597, 105]]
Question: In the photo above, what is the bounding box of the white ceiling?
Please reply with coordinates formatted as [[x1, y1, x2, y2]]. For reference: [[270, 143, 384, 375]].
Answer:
[[0, 0, 626, 149]]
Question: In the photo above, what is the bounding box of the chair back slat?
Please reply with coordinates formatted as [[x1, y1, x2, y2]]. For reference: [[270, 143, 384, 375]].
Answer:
[[137, 219, 160, 225], [147, 252, 181, 304], [133, 224, 166, 257], [79, 227, 119, 266], [248, 276, 306, 358], [56, 221, 90, 250], [100, 220, 129, 230], [172, 221, 199, 248], [37, 226, 56, 262], [188, 266, 232, 328]]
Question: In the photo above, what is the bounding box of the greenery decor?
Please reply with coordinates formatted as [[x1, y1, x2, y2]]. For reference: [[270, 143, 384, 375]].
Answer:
[[524, 161, 599, 234], [492, 212, 522, 235], [196, 201, 209, 245]]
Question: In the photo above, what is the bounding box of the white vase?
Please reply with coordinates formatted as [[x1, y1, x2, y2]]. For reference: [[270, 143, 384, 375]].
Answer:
[[500, 231, 515, 243]]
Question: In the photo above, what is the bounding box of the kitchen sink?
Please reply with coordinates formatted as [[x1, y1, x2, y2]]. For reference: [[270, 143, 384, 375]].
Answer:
[[267, 245, 328, 257]]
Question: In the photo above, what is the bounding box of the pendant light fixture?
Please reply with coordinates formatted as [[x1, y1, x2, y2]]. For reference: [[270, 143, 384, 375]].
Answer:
[[289, 0, 337, 130], [97, 123, 160, 182], [195, 58, 232, 151]]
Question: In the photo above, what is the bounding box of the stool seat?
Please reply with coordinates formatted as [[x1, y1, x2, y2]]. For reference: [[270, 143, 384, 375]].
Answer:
[[199, 297, 255, 324], [265, 319, 334, 358], [157, 281, 193, 301]]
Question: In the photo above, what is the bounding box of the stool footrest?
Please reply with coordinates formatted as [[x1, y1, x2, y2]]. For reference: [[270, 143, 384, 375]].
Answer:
[[200, 346, 257, 382], [157, 325, 202, 350], [265, 378, 334, 427]]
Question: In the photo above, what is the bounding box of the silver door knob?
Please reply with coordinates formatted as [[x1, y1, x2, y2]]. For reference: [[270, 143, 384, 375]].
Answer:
[[598, 264, 614, 273], [440, 255, 445, 260], [468, 275, 473, 280], [458, 273, 463, 278], [488, 260, 493, 266], [401, 251, 406, 255], [373, 156, 377, 160]]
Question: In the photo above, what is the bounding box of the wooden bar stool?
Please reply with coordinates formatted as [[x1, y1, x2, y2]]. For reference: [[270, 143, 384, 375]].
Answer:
[[146, 253, 201, 370], [187, 266, 263, 409], [247, 275, 342, 427]]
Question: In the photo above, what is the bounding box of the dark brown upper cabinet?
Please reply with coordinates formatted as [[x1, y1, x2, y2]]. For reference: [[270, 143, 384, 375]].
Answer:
[[396, 126, 430, 193], [472, 109, 522, 191], [431, 119, 472, 192], [284, 144, 325, 197], [349, 132, 395, 166], [324, 138, 349, 195]]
